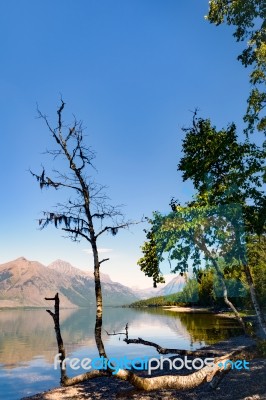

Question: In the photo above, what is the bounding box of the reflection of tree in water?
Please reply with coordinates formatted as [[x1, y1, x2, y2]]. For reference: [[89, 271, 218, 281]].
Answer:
[[0, 308, 243, 368], [130, 308, 243, 346], [177, 313, 243, 345], [132, 310, 192, 342], [0, 308, 144, 367]]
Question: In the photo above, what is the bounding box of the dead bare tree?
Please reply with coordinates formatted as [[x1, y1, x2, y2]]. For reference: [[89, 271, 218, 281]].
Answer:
[[31, 99, 138, 365]]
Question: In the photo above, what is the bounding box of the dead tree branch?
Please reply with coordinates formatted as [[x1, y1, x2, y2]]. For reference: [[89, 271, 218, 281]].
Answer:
[[46, 293, 257, 391], [105, 323, 129, 339], [123, 337, 222, 357]]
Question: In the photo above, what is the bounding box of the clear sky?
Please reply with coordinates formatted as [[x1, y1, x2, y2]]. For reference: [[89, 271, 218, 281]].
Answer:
[[0, 0, 252, 288]]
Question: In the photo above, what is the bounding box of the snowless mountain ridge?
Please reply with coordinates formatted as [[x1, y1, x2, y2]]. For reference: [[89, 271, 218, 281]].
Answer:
[[0, 257, 185, 307]]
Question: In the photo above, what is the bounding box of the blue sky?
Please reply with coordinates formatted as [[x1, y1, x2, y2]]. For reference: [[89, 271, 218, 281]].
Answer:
[[0, 0, 252, 288]]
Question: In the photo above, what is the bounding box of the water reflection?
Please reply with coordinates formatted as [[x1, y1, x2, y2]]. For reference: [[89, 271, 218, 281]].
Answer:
[[177, 312, 243, 344], [0, 307, 242, 369], [0, 307, 243, 400]]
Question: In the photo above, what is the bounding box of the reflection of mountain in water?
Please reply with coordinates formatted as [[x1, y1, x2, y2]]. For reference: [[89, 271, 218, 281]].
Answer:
[[0, 309, 77, 367], [0, 308, 144, 367], [0, 308, 242, 369]]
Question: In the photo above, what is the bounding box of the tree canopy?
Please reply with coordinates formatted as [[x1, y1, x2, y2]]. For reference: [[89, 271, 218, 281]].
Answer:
[[139, 114, 265, 284], [207, 0, 266, 134], [138, 113, 266, 336]]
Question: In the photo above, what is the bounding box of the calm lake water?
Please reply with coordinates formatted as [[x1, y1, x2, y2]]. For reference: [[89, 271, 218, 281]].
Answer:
[[0, 307, 242, 399]]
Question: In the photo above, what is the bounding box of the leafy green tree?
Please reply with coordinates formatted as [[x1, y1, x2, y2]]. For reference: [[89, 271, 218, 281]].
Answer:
[[178, 112, 266, 335], [247, 234, 266, 306], [139, 200, 248, 329], [138, 114, 266, 336], [206, 0, 266, 134], [176, 266, 248, 308], [178, 113, 264, 207]]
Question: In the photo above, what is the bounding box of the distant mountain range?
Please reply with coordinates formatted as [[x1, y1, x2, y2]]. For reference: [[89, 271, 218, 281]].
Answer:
[[0, 258, 139, 307], [0, 257, 186, 308], [132, 275, 186, 299]]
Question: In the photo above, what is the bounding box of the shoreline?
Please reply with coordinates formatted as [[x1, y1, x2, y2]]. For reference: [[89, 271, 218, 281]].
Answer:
[[162, 306, 213, 313], [21, 336, 266, 400], [161, 306, 257, 319]]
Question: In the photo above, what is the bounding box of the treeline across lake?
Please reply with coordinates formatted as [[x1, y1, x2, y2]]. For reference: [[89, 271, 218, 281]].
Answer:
[[129, 250, 266, 310]]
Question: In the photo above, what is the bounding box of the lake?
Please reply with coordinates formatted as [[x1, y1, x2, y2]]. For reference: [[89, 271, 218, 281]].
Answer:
[[0, 307, 243, 399]]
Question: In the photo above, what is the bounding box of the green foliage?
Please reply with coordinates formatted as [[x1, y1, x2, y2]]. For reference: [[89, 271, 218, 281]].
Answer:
[[139, 200, 248, 287], [206, 0, 266, 134], [130, 265, 250, 308], [137, 227, 165, 287], [178, 113, 264, 205], [138, 114, 265, 312], [178, 113, 265, 239], [176, 278, 199, 304], [247, 234, 266, 306], [129, 294, 181, 308], [197, 269, 215, 305]]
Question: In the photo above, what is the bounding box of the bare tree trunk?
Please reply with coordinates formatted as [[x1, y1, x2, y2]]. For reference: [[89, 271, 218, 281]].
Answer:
[[45, 293, 68, 385], [93, 256, 108, 359]]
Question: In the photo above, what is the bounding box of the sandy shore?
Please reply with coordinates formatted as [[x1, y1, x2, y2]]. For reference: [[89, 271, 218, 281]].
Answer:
[[162, 306, 213, 313], [21, 336, 266, 400]]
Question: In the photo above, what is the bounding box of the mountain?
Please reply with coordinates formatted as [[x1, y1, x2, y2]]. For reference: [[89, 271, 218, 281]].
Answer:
[[0, 257, 140, 308], [131, 275, 186, 300], [157, 275, 186, 296], [0, 257, 74, 308], [131, 286, 160, 299], [48, 259, 112, 283]]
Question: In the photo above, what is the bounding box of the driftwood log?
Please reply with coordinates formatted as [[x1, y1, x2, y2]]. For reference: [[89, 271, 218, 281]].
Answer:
[[45, 294, 257, 391]]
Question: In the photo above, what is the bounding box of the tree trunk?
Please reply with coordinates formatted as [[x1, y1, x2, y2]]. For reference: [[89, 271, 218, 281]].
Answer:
[[216, 268, 246, 331], [44, 293, 68, 385], [193, 236, 247, 332], [62, 347, 256, 390], [234, 228, 266, 339], [243, 263, 266, 338], [91, 238, 108, 359]]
